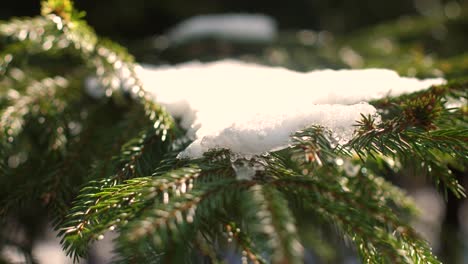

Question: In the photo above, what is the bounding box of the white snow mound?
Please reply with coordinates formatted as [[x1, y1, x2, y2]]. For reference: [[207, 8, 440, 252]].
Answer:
[[133, 60, 444, 159]]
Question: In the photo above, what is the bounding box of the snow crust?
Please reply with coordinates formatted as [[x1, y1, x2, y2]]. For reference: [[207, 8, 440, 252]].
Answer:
[[168, 14, 277, 44], [134, 60, 445, 159]]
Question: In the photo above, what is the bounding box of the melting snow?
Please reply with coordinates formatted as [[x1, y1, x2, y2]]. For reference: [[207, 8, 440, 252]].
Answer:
[[133, 60, 444, 159]]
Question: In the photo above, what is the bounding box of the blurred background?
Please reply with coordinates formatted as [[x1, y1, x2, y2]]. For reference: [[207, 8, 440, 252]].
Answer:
[[1, 0, 467, 263], [2, 0, 468, 70], [0, 0, 422, 39]]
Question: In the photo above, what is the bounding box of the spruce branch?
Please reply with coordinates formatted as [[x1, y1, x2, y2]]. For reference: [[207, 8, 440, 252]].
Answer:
[[371, 79, 468, 111], [1, 0, 180, 197], [248, 185, 304, 264], [1, 2, 176, 136], [41, 103, 144, 224], [0, 6, 182, 256], [60, 165, 220, 259], [271, 175, 439, 263], [193, 232, 224, 264], [264, 132, 438, 263], [0, 76, 71, 145], [111, 240, 164, 264], [0, 74, 87, 220], [111, 99, 180, 182], [120, 179, 255, 260], [124, 176, 244, 242], [270, 127, 419, 217], [350, 113, 466, 197], [224, 222, 267, 264], [59, 177, 153, 259], [1, 1, 466, 263]]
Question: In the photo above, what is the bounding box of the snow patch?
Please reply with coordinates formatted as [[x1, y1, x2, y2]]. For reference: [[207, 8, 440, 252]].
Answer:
[[32, 225, 75, 264], [133, 60, 444, 159], [168, 14, 277, 44]]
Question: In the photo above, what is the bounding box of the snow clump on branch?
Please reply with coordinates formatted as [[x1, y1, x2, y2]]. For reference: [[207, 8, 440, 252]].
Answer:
[[133, 60, 444, 159]]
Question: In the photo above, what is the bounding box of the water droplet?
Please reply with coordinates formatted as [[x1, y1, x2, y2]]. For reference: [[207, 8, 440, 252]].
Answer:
[[132, 85, 141, 94], [52, 16, 63, 30], [384, 157, 396, 168], [96, 66, 105, 76], [57, 38, 69, 48], [107, 53, 117, 64], [344, 162, 360, 176], [186, 214, 194, 223], [4, 54, 13, 63], [105, 89, 113, 97], [120, 66, 131, 79], [335, 158, 344, 166], [187, 179, 194, 191], [175, 211, 183, 224], [8, 155, 20, 168], [28, 30, 37, 40], [114, 60, 122, 69], [97, 47, 108, 57], [42, 39, 53, 51], [111, 78, 120, 89], [180, 182, 187, 193], [18, 29, 28, 41], [339, 177, 350, 192], [241, 256, 248, 264], [297, 30, 317, 46]]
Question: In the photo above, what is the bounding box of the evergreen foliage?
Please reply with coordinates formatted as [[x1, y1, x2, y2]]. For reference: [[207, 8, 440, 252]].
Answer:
[[0, 1, 467, 263]]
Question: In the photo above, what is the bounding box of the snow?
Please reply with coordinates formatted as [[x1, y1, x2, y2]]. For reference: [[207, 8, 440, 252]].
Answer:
[[132, 60, 445, 159], [33, 242, 72, 264], [32, 225, 74, 264], [167, 14, 277, 44]]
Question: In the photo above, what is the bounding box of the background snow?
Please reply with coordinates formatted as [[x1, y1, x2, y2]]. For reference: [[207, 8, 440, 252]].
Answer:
[[167, 14, 277, 44]]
